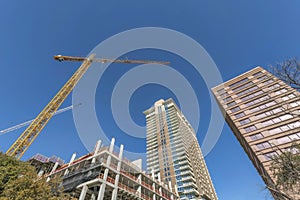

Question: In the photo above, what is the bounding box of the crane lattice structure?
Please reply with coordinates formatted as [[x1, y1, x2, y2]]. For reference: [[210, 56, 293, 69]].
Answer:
[[0, 105, 77, 135], [6, 54, 169, 159]]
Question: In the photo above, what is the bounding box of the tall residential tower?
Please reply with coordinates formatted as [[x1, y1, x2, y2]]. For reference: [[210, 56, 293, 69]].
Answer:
[[212, 67, 300, 199], [144, 99, 218, 200]]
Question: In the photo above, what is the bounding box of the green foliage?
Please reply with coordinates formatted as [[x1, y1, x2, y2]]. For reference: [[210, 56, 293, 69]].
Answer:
[[270, 143, 300, 199], [0, 152, 76, 200]]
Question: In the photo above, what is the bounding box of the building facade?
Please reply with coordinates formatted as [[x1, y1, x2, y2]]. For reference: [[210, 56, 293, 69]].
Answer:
[[144, 99, 218, 200], [212, 67, 300, 199], [49, 138, 179, 200]]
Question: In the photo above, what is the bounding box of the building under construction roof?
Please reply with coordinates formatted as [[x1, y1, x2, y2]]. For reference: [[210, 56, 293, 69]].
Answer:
[[48, 138, 179, 200], [28, 153, 64, 176]]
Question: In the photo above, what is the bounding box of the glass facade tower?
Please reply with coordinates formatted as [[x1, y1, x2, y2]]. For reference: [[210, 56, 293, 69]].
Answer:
[[144, 99, 218, 200]]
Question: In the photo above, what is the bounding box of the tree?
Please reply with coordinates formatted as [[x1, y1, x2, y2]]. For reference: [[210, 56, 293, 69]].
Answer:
[[268, 143, 300, 200], [271, 58, 300, 91], [0, 152, 76, 200], [269, 58, 300, 200]]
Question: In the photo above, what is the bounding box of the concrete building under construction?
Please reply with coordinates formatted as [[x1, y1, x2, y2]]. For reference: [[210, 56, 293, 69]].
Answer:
[[48, 138, 179, 200], [28, 153, 65, 176]]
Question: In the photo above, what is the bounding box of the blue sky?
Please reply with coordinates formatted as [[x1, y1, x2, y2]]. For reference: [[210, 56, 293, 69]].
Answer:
[[1, 1, 300, 199]]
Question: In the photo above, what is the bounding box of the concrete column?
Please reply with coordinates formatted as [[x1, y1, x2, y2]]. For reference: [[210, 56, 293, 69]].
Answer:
[[111, 188, 118, 200], [115, 174, 120, 185], [137, 185, 141, 197], [152, 182, 156, 200], [109, 138, 115, 153], [168, 181, 172, 192], [64, 153, 76, 176], [116, 145, 123, 172], [92, 140, 101, 163], [69, 153, 77, 163], [79, 185, 88, 200], [97, 183, 106, 200], [153, 194, 156, 200], [37, 170, 44, 177], [94, 140, 102, 154], [111, 145, 122, 200], [151, 168, 155, 178], [106, 155, 111, 166], [98, 168, 109, 200], [174, 184, 178, 195], [103, 168, 109, 181], [118, 144, 124, 160], [157, 172, 161, 183], [137, 174, 142, 184], [50, 162, 59, 174], [90, 194, 96, 200]]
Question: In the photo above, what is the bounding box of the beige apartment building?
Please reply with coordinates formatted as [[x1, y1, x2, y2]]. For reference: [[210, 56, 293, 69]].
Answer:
[[144, 99, 218, 200], [212, 67, 300, 199]]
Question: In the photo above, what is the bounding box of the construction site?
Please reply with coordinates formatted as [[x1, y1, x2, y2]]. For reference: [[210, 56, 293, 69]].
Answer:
[[46, 138, 179, 200], [1, 55, 176, 200]]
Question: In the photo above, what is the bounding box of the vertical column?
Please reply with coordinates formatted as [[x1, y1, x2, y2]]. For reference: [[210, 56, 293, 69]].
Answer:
[[64, 153, 76, 176], [92, 140, 102, 163], [37, 169, 44, 177], [46, 162, 59, 182], [111, 144, 123, 200], [111, 189, 117, 200], [97, 183, 106, 200], [90, 194, 96, 200], [50, 162, 59, 174], [118, 144, 124, 160], [91, 187, 97, 200], [174, 184, 179, 196], [79, 185, 88, 200], [157, 172, 161, 183], [168, 181, 172, 192], [151, 168, 155, 178], [152, 182, 156, 200], [159, 186, 162, 196], [109, 138, 115, 153], [137, 174, 142, 197]]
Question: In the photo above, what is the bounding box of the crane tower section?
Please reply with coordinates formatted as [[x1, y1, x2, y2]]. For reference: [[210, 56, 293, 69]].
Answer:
[[6, 55, 95, 159], [6, 54, 169, 159]]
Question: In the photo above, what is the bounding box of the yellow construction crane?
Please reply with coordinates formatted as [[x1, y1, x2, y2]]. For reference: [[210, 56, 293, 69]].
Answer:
[[6, 54, 170, 159]]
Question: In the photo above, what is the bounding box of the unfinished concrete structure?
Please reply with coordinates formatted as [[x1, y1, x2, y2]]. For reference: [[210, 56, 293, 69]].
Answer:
[[212, 67, 300, 199], [49, 138, 179, 200], [28, 154, 64, 176]]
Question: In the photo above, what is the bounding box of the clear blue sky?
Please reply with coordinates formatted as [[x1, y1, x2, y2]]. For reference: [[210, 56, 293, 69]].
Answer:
[[1, 1, 300, 199]]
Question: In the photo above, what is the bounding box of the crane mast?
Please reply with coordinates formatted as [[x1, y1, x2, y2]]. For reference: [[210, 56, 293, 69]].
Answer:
[[6, 54, 169, 159]]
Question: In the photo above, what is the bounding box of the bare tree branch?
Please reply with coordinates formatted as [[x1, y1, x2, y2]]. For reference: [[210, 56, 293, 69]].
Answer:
[[270, 58, 300, 91]]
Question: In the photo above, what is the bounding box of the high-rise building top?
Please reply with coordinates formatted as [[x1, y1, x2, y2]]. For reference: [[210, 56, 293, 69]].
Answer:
[[144, 99, 218, 200], [212, 66, 300, 199]]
